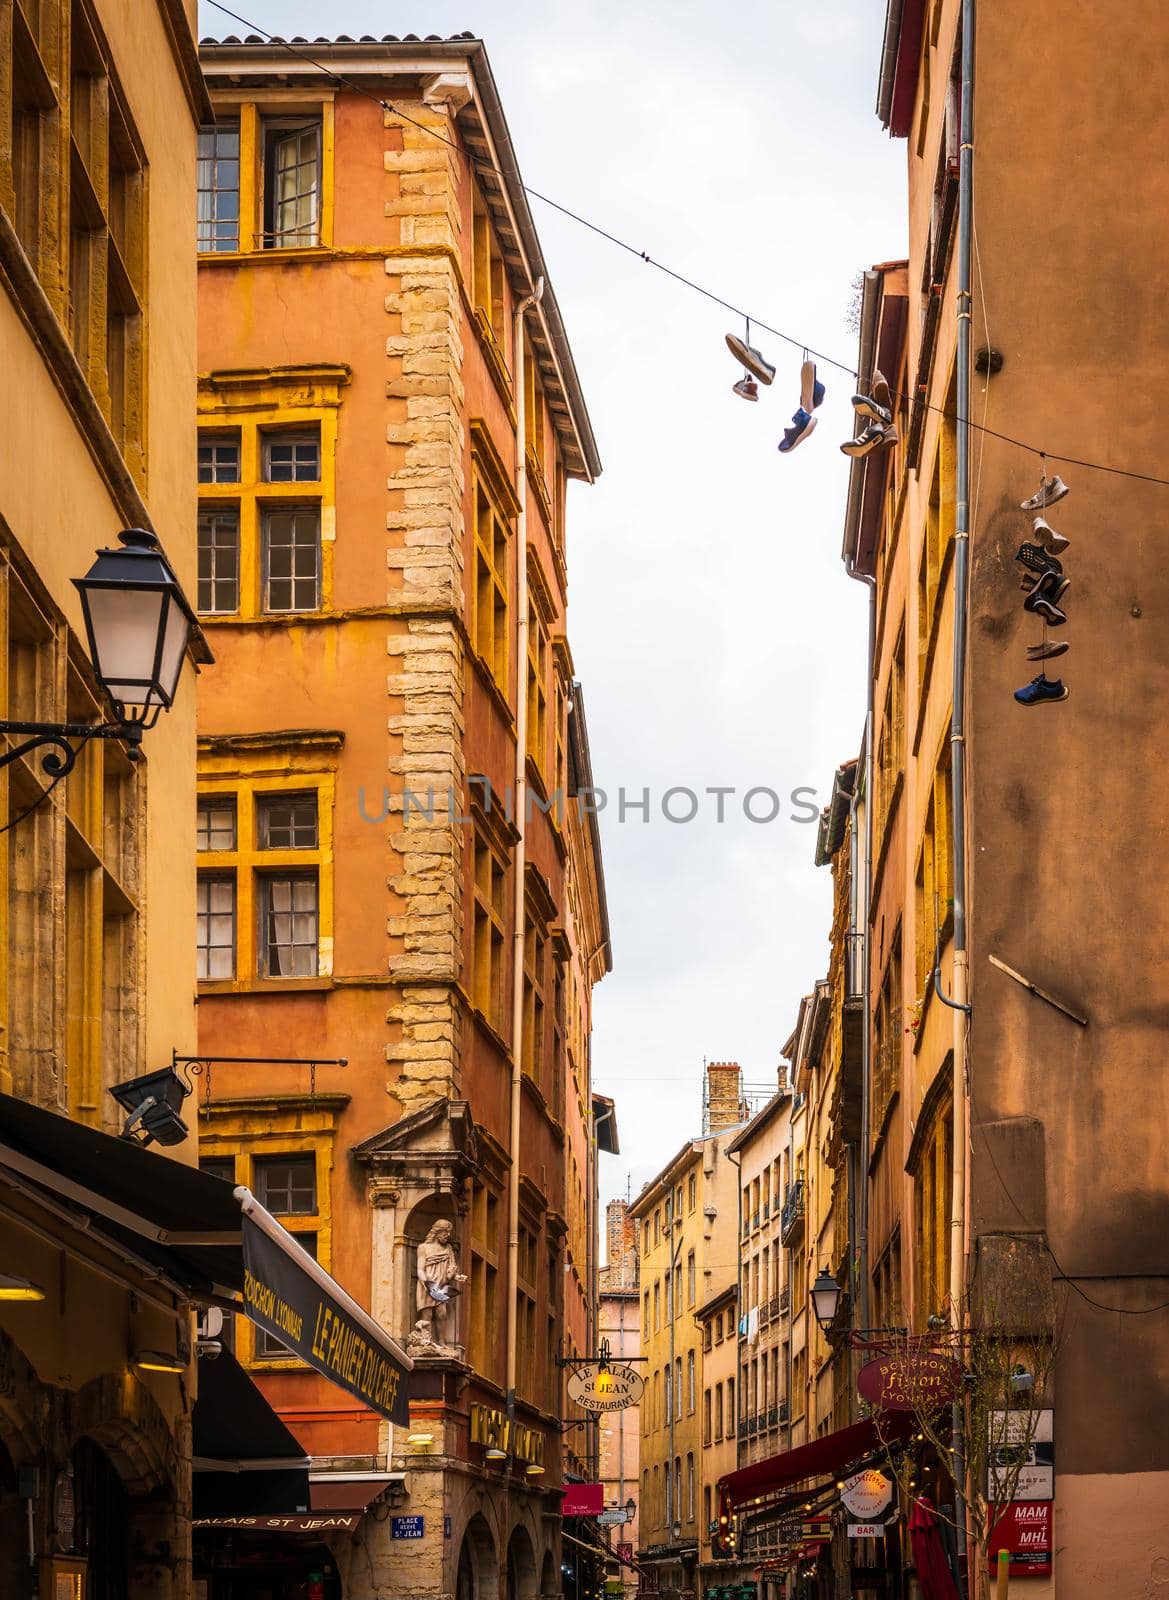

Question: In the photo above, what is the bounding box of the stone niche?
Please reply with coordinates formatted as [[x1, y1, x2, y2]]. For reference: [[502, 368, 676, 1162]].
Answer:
[[352, 1098, 481, 1360]]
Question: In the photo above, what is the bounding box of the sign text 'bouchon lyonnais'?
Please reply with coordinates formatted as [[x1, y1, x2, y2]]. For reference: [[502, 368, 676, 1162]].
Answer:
[[241, 1213, 410, 1425], [566, 1363, 646, 1413]]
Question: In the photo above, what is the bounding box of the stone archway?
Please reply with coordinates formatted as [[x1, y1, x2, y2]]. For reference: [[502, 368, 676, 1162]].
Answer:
[[539, 1547, 558, 1600], [0, 1328, 45, 1469], [507, 1523, 538, 1600], [458, 1511, 500, 1600], [71, 1372, 176, 1496]]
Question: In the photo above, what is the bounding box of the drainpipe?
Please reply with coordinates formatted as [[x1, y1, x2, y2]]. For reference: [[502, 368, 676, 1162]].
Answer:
[[506, 274, 545, 1456], [949, 2, 976, 1594]]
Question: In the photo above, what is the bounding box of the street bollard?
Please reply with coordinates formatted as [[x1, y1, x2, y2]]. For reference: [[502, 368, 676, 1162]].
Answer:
[[996, 1549, 1010, 1600]]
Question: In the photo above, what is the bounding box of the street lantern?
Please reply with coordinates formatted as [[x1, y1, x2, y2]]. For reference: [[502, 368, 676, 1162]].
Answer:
[[0, 528, 199, 785], [810, 1269, 841, 1330], [626, 1497, 636, 1521], [74, 529, 194, 730]]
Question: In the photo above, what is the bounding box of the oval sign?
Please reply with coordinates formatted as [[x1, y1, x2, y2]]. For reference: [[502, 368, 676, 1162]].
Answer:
[[857, 1350, 962, 1412], [840, 1469, 893, 1520], [567, 1364, 646, 1413]]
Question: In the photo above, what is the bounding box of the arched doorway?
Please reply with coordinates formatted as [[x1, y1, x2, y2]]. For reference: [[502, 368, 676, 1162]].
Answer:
[[0, 1438, 21, 1597], [73, 1436, 130, 1600], [506, 1525, 538, 1600], [539, 1547, 557, 1600], [458, 1512, 499, 1600]]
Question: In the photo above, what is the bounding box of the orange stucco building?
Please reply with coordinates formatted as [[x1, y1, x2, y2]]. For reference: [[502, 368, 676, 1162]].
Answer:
[[192, 32, 610, 1599]]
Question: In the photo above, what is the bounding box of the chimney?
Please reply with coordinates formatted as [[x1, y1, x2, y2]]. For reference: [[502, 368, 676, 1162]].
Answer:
[[707, 1060, 743, 1131], [600, 1199, 639, 1291]]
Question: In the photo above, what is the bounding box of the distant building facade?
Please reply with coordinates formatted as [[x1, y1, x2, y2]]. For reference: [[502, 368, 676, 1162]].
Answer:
[[598, 1198, 641, 1595]]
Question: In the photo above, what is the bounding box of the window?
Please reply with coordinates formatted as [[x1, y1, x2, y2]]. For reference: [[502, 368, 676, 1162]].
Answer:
[[703, 1387, 712, 1445], [197, 797, 237, 852], [259, 874, 318, 978], [873, 934, 902, 1130], [687, 1348, 695, 1413], [875, 625, 906, 847], [258, 793, 318, 850], [654, 1210, 661, 1247], [471, 831, 508, 1033], [263, 506, 321, 612], [197, 123, 241, 251], [199, 1156, 236, 1184], [196, 771, 332, 987], [524, 338, 547, 479], [198, 509, 242, 614], [687, 1250, 696, 1307], [653, 1281, 660, 1331], [686, 1454, 695, 1521], [473, 476, 510, 690], [522, 896, 548, 1089], [469, 1181, 501, 1381], [714, 1385, 723, 1442], [527, 600, 549, 776], [254, 1154, 319, 1356], [517, 1224, 538, 1400], [688, 1172, 697, 1213], [197, 876, 236, 980], [916, 382, 957, 692], [264, 432, 320, 481], [263, 120, 321, 248], [704, 1486, 712, 1535], [199, 432, 241, 483], [915, 746, 954, 998], [913, 1098, 954, 1324], [664, 1363, 672, 1425], [255, 1155, 316, 1214], [471, 190, 507, 353], [196, 385, 340, 620]]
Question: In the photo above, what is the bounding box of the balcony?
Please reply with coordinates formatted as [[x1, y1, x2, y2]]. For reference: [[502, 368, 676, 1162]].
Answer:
[[747, 1415, 757, 1436], [762, 1199, 770, 1220], [767, 1405, 778, 1429], [767, 1294, 780, 1319], [737, 1418, 747, 1440], [778, 1285, 789, 1315], [780, 1179, 805, 1245], [777, 1399, 789, 1424]]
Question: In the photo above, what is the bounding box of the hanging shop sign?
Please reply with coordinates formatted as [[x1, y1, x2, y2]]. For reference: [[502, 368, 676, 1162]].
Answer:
[[840, 1470, 893, 1521], [987, 1502, 1052, 1578], [562, 1483, 605, 1517], [195, 1514, 362, 1533], [856, 1349, 963, 1413], [469, 1403, 545, 1466], [241, 1212, 410, 1424], [567, 1364, 646, 1413]]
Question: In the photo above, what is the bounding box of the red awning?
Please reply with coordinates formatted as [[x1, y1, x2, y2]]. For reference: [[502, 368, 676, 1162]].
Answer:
[[718, 1414, 915, 1508]]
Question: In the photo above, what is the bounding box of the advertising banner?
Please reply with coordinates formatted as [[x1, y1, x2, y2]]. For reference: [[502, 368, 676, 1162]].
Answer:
[[987, 1502, 1052, 1578], [241, 1211, 410, 1424]]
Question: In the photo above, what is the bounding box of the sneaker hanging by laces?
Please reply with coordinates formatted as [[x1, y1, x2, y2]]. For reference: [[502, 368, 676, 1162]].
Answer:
[[733, 375, 759, 402], [1014, 673, 1069, 707], [778, 408, 818, 454], [1020, 474, 1069, 511], [725, 334, 776, 386]]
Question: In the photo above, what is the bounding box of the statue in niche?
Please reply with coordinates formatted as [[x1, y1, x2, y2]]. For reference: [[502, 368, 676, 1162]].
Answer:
[[406, 1219, 467, 1357]]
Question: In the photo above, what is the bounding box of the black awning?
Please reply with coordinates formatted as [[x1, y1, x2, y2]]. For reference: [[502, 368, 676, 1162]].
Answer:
[[0, 1090, 243, 1296], [193, 1349, 310, 1518]]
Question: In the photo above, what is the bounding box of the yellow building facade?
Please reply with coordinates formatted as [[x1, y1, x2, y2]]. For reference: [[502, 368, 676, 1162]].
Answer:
[[0, 0, 209, 1592]]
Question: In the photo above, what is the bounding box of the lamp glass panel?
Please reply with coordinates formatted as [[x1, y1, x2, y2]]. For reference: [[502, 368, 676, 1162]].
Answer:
[[84, 586, 165, 705], [156, 593, 191, 704]]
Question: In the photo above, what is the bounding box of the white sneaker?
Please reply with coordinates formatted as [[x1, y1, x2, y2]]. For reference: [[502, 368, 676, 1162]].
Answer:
[[1020, 475, 1069, 511], [725, 334, 775, 386], [1034, 515, 1069, 554]]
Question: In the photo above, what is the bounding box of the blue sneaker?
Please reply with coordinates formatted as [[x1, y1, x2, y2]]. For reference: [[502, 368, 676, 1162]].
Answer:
[[779, 408, 817, 454], [1014, 673, 1069, 707]]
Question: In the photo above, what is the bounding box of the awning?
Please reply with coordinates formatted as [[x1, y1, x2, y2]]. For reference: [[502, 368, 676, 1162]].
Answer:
[[310, 1476, 403, 1514], [0, 1093, 412, 1423], [718, 1414, 915, 1508], [193, 1348, 310, 1518]]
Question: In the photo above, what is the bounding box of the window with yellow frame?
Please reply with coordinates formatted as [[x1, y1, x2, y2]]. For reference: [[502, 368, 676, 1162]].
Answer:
[[197, 369, 345, 622], [469, 421, 521, 699], [911, 1087, 953, 1325], [913, 741, 954, 1000], [196, 760, 335, 990], [198, 1136, 334, 1368], [197, 100, 336, 254]]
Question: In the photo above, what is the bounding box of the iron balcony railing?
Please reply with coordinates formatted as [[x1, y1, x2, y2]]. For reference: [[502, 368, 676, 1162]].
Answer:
[[778, 1285, 789, 1314], [780, 1179, 805, 1244]]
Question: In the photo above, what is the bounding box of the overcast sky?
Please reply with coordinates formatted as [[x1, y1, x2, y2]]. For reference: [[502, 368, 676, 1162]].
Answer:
[[197, 0, 908, 1235]]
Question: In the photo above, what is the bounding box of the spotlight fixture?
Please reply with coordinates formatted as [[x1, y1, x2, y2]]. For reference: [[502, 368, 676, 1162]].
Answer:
[[133, 1349, 186, 1375], [0, 1273, 45, 1301], [1009, 1364, 1034, 1394], [525, 1463, 545, 1476], [407, 1433, 434, 1448], [109, 1065, 191, 1147], [485, 1447, 507, 1462]]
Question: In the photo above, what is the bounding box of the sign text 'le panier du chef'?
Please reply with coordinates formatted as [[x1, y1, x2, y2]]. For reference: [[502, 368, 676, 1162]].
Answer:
[[566, 1364, 646, 1414], [470, 1403, 545, 1466], [241, 1213, 410, 1425], [856, 1349, 963, 1413]]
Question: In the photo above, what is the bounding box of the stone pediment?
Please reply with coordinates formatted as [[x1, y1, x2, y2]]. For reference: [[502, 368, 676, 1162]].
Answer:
[[351, 1099, 479, 1197]]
